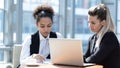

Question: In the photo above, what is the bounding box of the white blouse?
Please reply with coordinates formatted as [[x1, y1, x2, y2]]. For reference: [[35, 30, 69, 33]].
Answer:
[[20, 32, 62, 64]]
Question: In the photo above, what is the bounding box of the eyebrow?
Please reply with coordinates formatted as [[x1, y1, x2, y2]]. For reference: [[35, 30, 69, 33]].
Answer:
[[40, 24, 45, 26], [40, 23, 52, 26]]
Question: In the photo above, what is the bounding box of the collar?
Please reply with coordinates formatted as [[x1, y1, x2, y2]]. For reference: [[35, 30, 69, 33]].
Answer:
[[39, 32, 49, 41], [96, 33, 100, 39]]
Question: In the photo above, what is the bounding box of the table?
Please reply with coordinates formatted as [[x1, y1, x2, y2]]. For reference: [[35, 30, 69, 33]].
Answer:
[[22, 64, 103, 68]]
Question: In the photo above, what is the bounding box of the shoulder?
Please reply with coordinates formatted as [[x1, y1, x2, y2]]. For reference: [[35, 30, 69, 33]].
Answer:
[[23, 35, 31, 42], [103, 31, 116, 39], [105, 31, 115, 35], [31, 31, 39, 37], [56, 32, 62, 38], [22, 35, 31, 46], [101, 31, 119, 46], [50, 31, 62, 38], [89, 34, 96, 41]]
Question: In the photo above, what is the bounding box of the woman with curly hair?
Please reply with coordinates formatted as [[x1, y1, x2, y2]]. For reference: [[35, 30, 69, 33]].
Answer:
[[20, 4, 62, 65]]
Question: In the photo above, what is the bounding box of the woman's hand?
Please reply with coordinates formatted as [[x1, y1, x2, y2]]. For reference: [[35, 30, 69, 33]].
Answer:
[[32, 54, 45, 62]]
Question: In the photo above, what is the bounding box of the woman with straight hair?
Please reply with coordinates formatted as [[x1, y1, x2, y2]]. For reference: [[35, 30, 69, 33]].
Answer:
[[84, 4, 120, 68]]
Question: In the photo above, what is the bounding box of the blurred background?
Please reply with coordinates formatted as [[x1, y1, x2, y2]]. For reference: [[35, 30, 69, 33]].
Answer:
[[0, 0, 120, 67]]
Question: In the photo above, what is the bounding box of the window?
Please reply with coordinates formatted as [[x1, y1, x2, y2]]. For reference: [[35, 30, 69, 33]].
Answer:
[[0, 0, 4, 61], [0, 0, 4, 44], [117, 0, 120, 34], [0, 10, 4, 44]]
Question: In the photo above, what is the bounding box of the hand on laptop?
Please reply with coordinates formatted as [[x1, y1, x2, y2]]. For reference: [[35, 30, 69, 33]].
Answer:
[[32, 54, 45, 63]]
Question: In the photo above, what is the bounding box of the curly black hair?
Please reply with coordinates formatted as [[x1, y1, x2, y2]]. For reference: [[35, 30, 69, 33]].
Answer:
[[33, 4, 54, 23]]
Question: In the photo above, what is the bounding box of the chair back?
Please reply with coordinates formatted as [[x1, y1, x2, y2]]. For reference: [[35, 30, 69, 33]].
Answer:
[[13, 44, 22, 68]]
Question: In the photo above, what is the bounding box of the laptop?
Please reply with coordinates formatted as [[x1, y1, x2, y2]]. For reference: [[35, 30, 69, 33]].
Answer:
[[49, 38, 86, 66]]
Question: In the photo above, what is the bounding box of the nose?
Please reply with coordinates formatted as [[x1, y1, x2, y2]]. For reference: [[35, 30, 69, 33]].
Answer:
[[44, 27, 48, 32]]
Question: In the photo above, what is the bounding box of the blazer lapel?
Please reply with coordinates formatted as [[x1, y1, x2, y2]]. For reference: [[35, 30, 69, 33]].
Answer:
[[90, 35, 97, 54]]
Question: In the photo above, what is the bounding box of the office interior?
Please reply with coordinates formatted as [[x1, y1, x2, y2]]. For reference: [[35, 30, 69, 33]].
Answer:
[[0, 0, 120, 67]]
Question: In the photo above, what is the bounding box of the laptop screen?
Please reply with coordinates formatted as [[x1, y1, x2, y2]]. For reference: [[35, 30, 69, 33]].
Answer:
[[49, 38, 84, 66]]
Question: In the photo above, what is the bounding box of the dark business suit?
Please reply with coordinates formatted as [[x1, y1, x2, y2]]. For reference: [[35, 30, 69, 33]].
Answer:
[[84, 31, 120, 68]]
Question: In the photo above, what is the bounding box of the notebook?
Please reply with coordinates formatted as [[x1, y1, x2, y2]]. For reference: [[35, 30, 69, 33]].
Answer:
[[49, 38, 91, 66]]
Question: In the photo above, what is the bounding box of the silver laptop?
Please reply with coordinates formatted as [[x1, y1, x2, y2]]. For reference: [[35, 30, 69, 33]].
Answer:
[[49, 38, 84, 66]]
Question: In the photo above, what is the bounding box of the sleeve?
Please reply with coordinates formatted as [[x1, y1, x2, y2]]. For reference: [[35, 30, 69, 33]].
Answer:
[[20, 35, 32, 64], [56, 32, 63, 38], [84, 36, 92, 62], [86, 32, 119, 64]]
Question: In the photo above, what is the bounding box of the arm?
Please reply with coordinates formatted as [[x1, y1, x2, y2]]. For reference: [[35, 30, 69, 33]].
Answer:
[[20, 35, 31, 64], [84, 41, 91, 62], [84, 36, 93, 62], [86, 32, 119, 63]]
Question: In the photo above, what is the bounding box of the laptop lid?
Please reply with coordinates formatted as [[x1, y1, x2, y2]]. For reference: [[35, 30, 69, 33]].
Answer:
[[49, 38, 84, 66]]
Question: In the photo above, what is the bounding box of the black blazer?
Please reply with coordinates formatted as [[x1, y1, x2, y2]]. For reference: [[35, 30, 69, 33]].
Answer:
[[84, 31, 120, 68]]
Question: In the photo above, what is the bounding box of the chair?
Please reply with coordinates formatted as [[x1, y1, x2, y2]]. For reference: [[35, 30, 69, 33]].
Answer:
[[13, 44, 22, 68]]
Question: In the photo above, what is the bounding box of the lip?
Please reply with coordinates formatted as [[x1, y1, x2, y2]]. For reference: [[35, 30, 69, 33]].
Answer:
[[44, 32, 49, 34], [43, 32, 49, 36]]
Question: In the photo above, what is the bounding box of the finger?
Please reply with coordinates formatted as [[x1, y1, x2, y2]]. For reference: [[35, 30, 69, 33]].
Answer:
[[32, 54, 46, 62], [37, 55, 45, 62]]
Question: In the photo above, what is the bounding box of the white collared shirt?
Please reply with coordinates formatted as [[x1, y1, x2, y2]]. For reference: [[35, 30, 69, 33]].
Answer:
[[39, 32, 50, 58], [20, 32, 62, 64]]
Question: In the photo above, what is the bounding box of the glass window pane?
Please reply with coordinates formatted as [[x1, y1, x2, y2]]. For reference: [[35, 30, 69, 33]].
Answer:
[[74, 0, 97, 35], [117, 0, 120, 34], [0, 10, 4, 60], [0, 0, 4, 9], [0, 10, 4, 44], [0, 0, 4, 62]]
